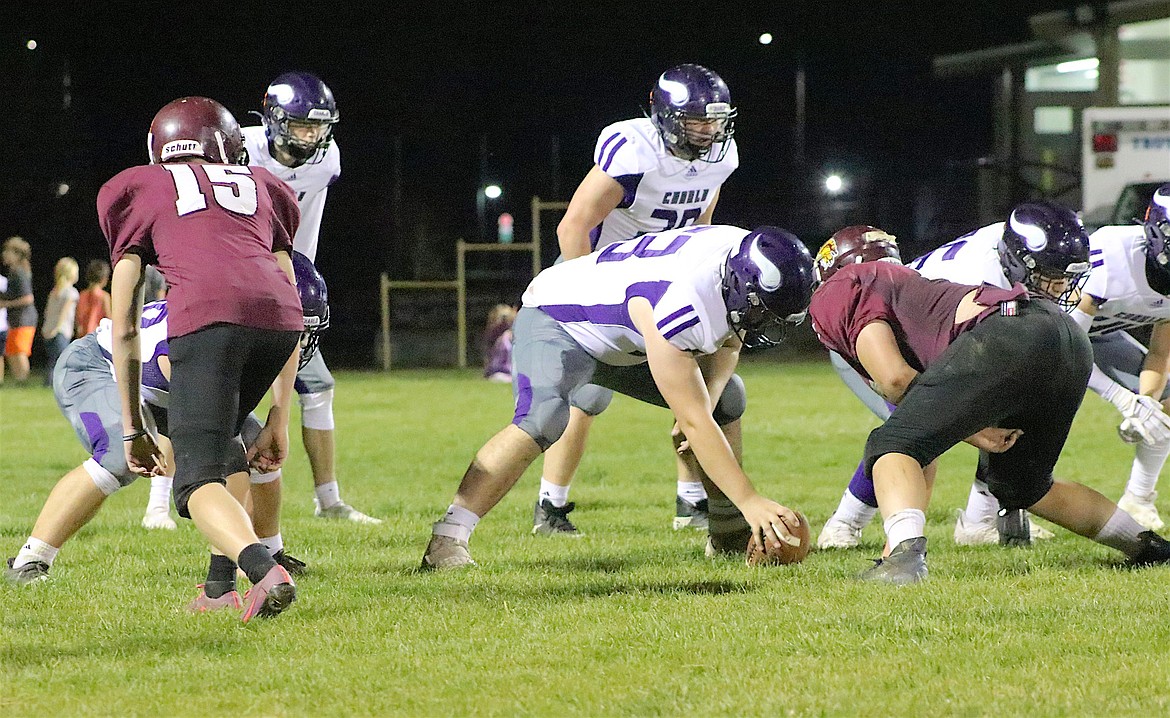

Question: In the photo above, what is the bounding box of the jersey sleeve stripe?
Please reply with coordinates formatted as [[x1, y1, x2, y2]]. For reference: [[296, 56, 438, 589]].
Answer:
[[661, 316, 701, 340], [656, 305, 696, 329], [596, 132, 622, 165], [600, 137, 628, 173]]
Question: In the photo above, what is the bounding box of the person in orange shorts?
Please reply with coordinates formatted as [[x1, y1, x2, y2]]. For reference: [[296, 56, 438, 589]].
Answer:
[[1, 237, 37, 384]]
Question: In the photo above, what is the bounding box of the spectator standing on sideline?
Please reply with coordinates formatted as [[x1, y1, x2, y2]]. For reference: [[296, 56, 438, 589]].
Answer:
[[75, 259, 111, 337], [482, 304, 516, 383], [40, 257, 80, 384], [1, 237, 37, 384], [0, 271, 8, 384]]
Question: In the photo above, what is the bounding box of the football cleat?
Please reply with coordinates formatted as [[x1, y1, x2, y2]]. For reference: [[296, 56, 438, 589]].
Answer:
[[997, 508, 1032, 547], [673, 497, 709, 531], [817, 517, 863, 549], [186, 582, 242, 613], [272, 550, 307, 576], [141, 507, 177, 531], [421, 533, 475, 570], [240, 565, 296, 623], [953, 510, 1000, 546], [1118, 490, 1164, 531], [4, 557, 50, 585], [1129, 530, 1170, 566], [860, 537, 928, 585], [314, 499, 383, 525], [533, 500, 583, 537]]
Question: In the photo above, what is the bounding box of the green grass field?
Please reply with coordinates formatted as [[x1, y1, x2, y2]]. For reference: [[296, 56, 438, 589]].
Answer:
[[3, 359, 1170, 716]]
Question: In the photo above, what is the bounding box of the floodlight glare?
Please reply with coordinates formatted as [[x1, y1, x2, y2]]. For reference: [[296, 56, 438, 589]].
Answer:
[[759, 33, 773, 45], [825, 174, 844, 194], [484, 185, 502, 199]]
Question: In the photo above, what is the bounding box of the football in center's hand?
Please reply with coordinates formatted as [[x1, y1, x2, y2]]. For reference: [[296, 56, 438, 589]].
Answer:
[[746, 510, 812, 566]]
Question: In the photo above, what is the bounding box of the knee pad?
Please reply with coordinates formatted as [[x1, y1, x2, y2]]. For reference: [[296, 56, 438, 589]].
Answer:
[[299, 389, 335, 430], [250, 468, 281, 485], [712, 374, 746, 426], [514, 395, 572, 451], [83, 457, 125, 496], [569, 384, 613, 416]]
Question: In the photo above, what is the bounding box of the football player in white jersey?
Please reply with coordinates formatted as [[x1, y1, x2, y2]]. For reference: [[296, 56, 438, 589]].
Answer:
[[242, 72, 379, 525], [534, 64, 740, 537], [817, 202, 1099, 549], [1067, 184, 1170, 530], [422, 225, 815, 569]]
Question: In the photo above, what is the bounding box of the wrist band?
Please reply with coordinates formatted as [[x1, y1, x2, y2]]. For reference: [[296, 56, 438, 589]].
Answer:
[[123, 429, 149, 442]]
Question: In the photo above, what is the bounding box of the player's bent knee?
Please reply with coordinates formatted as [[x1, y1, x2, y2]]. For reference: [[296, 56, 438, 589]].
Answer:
[[172, 475, 228, 519], [988, 471, 1054, 512], [83, 458, 128, 496], [712, 374, 746, 425], [514, 398, 571, 452], [570, 385, 613, 416], [299, 389, 335, 430]]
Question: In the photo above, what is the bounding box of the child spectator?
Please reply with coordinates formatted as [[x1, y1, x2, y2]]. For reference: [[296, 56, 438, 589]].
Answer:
[[1, 236, 37, 384], [40, 257, 80, 384], [482, 303, 516, 383], [75, 259, 112, 337]]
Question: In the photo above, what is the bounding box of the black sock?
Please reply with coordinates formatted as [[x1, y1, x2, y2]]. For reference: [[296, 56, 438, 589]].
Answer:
[[204, 554, 237, 598], [237, 543, 277, 585]]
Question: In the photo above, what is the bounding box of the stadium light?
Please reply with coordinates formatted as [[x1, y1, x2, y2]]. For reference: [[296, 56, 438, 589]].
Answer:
[[26, 39, 37, 50], [824, 174, 845, 195], [1056, 58, 1098, 73], [484, 184, 502, 199], [758, 33, 773, 45]]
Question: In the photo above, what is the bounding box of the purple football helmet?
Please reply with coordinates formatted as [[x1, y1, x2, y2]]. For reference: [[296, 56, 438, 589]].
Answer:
[[1143, 184, 1170, 287], [649, 64, 736, 163], [262, 72, 339, 166], [148, 97, 247, 165], [998, 200, 1091, 312], [721, 227, 816, 349], [293, 251, 329, 369]]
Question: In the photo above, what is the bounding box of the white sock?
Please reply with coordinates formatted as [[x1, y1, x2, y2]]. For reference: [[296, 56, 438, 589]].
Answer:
[[1125, 439, 1170, 499], [1093, 507, 1146, 556], [963, 480, 1000, 524], [832, 490, 878, 529], [259, 533, 284, 556], [677, 480, 707, 504], [538, 478, 570, 508], [433, 504, 480, 542], [883, 509, 926, 549], [315, 481, 342, 509], [14, 537, 59, 569], [147, 475, 172, 512]]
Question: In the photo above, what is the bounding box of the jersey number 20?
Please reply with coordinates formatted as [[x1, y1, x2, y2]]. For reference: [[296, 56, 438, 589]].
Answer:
[[163, 164, 258, 217]]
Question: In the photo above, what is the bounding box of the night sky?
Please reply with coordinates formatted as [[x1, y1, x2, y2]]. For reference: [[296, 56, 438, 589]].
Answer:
[[3, 1, 1083, 361]]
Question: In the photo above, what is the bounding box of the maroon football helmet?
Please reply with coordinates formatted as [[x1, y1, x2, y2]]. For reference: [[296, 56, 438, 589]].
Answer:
[[813, 225, 901, 284], [147, 97, 248, 165]]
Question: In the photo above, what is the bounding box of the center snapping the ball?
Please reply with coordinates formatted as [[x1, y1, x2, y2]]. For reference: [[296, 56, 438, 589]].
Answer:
[[746, 510, 811, 566]]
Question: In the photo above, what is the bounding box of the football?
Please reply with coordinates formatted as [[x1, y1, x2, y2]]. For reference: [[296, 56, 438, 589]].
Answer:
[[745, 510, 812, 566]]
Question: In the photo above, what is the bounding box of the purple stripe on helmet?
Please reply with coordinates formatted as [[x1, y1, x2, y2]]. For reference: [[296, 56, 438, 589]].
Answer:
[[614, 174, 643, 209], [80, 411, 110, 464], [601, 137, 628, 173], [596, 132, 621, 165], [662, 316, 700, 340], [540, 281, 670, 332], [656, 305, 695, 330], [512, 373, 533, 425]]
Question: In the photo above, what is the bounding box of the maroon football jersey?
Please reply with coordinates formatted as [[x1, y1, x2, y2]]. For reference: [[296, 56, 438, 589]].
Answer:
[[98, 163, 303, 338], [809, 262, 1027, 379]]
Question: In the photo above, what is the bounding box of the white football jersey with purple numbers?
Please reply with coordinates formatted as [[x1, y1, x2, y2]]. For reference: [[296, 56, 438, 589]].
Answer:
[[243, 125, 341, 263], [523, 225, 743, 366], [905, 223, 1011, 288], [1083, 225, 1170, 336], [96, 301, 170, 407], [590, 118, 738, 251]]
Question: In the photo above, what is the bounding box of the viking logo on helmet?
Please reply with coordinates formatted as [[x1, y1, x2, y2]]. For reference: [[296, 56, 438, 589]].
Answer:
[[998, 201, 1091, 312], [649, 64, 737, 163], [261, 72, 340, 167], [722, 227, 816, 349]]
